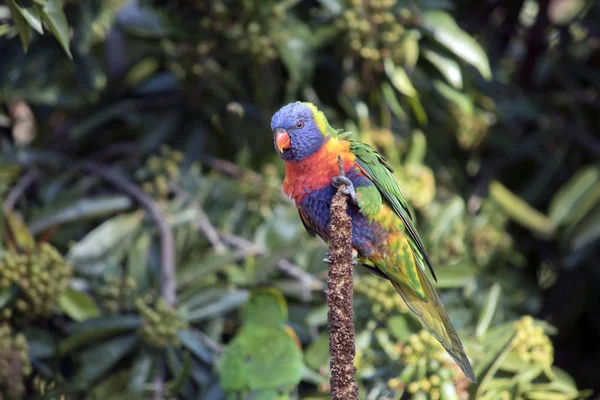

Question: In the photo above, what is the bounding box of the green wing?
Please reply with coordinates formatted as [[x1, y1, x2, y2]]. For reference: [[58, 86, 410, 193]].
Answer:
[[350, 140, 477, 382], [349, 140, 437, 282]]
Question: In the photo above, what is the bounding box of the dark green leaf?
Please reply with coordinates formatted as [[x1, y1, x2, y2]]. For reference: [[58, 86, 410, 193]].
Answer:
[[422, 11, 491, 79], [7, 0, 32, 51], [24, 327, 56, 359], [185, 290, 249, 323], [179, 330, 214, 364], [29, 196, 133, 234], [72, 334, 138, 387], [41, 0, 72, 58], [167, 347, 192, 395], [60, 316, 142, 354], [128, 352, 155, 394], [548, 166, 600, 227]]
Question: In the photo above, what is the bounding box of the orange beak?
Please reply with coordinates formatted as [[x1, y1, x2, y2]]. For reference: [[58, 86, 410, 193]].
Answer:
[[275, 129, 291, 152]]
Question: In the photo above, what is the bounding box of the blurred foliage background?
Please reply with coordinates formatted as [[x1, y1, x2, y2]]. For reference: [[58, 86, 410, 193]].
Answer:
[[0, 0, 599, 399]]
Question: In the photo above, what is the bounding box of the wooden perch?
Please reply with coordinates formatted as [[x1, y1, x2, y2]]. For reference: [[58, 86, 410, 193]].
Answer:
[[326, 156, 358, 400]]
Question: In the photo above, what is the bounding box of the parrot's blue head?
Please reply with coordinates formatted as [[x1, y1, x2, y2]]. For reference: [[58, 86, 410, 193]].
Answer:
[[271, 102, 329, 162]]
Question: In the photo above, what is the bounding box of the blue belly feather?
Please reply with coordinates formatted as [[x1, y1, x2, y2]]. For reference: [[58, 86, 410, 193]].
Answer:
[[299, 167, 386, 257]]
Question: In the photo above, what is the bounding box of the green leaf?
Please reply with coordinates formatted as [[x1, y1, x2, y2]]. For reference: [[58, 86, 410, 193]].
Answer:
[[433, 80, 473, 114], [423, 49, 463, 89], [11, 0, 44, 33], [402, 32, 420, 72], [277, 16, 315, 86], [433, 265, 477, 288], [128, 352, 155, 394], [41, 0, 72, 58], [72, 334, 138, 387], [28, 195, 133, 234], [489, 181, 555, 237], [60, 316, 142, 354], [67, 211, 144, 276], [422, 11, 491, 79], [387, 315, 411, 341], [6, 211, 36, 252], [381, 82, 408, 121], [548, 166, 600, 227], [473, 331, 515, 398], [304, 333, 329, 371], [178, 329, 213, 364], [429, 195, 465, 241], [185, 290, 249, 323], [7, 0, 31, 51], [58, 287, 101, 322], [24, 327, 56, 359], [571, 203, 600, 250], [127, 232, 151, 291], [167, 347, 192, 395], [383, 58, 417, 97], [475, 283, 502, 338], [305, 304, 328, 328], [406, 130, 428, 165]]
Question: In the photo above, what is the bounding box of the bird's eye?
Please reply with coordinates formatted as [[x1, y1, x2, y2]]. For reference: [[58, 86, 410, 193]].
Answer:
[[296, 120, 304, 128]]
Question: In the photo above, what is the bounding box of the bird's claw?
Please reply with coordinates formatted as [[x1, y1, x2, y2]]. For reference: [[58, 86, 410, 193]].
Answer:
[[332, 176, 359, 205]]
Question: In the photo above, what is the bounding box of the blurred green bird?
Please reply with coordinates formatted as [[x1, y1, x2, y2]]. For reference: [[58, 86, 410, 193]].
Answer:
[[218, 288, 304, 400]]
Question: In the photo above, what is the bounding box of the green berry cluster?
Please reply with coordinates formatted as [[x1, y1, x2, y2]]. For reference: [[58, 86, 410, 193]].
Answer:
[[137, 299, 188, 348], [199, 1, 286, 62], [396, 164, 436, 210], [141, 146, 184, 200], [240, 164, 283, 218], [470, 225, 510, 266], [355, 274, 409, 314], [96, 275, 139, 314], [511, 316, 554, 367], [337, 0, 415, 64], [0, 324, 31, 399], [0, 243, 72, 317], [160, 0, 289, 75], [427, 220, 467, 266], [450, 105, 490, 150], [387, 330, 469, 400]]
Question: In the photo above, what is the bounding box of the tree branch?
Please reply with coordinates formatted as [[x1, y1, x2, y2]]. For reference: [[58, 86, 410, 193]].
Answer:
[[80, 161, 176, 308], [169, 183, 227, 253], [3, 169, 41, 214], [327, 156, 358, 400]]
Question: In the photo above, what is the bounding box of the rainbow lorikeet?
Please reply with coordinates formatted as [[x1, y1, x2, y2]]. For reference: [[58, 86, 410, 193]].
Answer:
[[271, 102, 476, 382]]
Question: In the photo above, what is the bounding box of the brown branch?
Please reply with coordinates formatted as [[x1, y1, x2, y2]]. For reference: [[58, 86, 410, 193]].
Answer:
[[327, 156, 358, 400], [80, 161, 176, 308], [169, 183, 227, 253], [221, 233, 324, 298], [3, 169, 41, 214]]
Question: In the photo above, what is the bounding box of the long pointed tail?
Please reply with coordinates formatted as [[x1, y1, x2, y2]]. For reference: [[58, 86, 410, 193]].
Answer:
[[390, 277, 477, 382]]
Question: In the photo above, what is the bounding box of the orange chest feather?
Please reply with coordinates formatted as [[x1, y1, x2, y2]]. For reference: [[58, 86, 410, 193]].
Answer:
[[283, 139, 355, 204]]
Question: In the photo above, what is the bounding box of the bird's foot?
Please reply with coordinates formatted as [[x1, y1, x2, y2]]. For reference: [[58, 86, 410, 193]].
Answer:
[[323, 249, 358, 265], [332, 176, 359, 205]]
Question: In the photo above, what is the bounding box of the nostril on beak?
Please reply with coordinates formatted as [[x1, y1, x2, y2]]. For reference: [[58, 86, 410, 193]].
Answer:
[[275, 128, 291, 152]]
